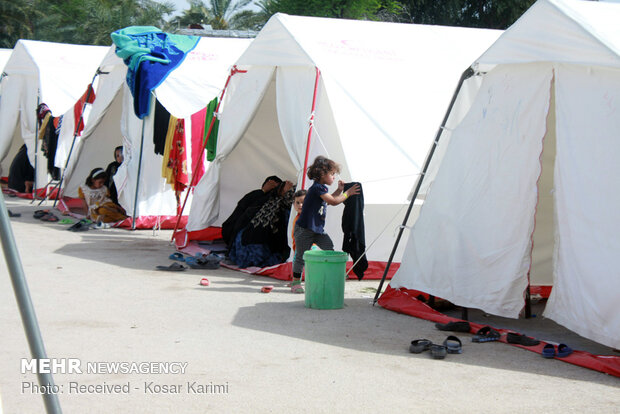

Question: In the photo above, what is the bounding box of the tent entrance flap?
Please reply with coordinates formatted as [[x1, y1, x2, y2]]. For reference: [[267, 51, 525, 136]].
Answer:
[[529, 78, 557, 290], [218, 75, 297, 224]]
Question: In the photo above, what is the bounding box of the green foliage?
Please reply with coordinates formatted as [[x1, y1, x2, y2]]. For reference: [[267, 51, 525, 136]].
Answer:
[[0, 0, 40, 48], [170, 0, 253, 30], [0, 0, 175, 47], [264, 0, 386, 19], [394, 0, 537, 29], [0, 0, 541, 48]]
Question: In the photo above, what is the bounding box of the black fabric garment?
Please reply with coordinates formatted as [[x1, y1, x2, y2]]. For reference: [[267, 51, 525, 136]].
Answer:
[[105, 161, 121, 204], [342, 182, 368, 280], [221, 189, 270, 247], [40, 119, 61, 180], [8, 145, 34, 193], [241, 186, 295, 261], [153, 100, 170, 155]]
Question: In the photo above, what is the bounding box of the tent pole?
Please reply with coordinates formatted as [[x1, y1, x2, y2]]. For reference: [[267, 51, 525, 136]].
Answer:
[[373, 68, 475, 305], [301, 67, 321, 190], [170, 65, 247, 242], [132, 117, 147, 230], [50, 71, 101, 207], [0, 195, 62, 414], [31, 93, 40, 203]]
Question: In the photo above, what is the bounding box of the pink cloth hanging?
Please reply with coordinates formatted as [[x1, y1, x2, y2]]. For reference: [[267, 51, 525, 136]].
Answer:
[[190, 107, 207, 183]]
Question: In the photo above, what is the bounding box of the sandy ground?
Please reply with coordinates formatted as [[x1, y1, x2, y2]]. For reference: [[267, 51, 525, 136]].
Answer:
[[0, 197, 618, 413]]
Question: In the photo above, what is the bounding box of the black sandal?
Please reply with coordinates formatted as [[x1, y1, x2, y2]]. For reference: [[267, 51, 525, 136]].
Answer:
[[435, 321, 471, 332], [472, 326, 501, 343], [156, 262, 187, 271], [430, 344, 448, 359], [443, 335, 463, 354], [409, 339, 432, 354]]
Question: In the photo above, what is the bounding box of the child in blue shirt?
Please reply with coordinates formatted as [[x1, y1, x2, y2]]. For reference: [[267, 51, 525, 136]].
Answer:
[[292, 156, 360, 293]]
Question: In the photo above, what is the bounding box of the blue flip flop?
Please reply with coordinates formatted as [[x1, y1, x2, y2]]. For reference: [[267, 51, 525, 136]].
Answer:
[[557, 343, 573, 358], [169, 252, 185, 262], [185, 256, 220, 269], [542, 344, 556, 358]]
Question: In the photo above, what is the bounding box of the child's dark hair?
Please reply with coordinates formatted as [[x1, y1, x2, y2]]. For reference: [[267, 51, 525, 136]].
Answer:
[[114, 146, 123, 157], [294, 189, 307, 198], [85, 168, 107, 187], [307, 156, 340, 181]]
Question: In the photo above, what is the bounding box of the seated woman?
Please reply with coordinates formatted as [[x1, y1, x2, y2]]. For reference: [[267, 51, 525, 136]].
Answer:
[[221, 175, 282, 247], [228, 180, 295, 268], [104, 146, 123, 205], [78, 168, 127, 224], [7, 144, 34, 194]]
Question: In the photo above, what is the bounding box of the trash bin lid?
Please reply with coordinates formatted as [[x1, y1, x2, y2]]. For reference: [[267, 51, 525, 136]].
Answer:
[[303, 250, 348, 263]]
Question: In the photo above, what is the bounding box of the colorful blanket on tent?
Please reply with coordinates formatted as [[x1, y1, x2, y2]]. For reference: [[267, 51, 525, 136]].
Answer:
[[111, 26, 199, 119]]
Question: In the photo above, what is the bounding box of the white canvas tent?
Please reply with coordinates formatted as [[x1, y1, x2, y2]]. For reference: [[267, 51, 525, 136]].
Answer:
[[0, 40, 108, 187], [0, 48, 12, 74], [0, 48, 12, 103], [56, 36, 252, 228], [386, 0, 620, 349], [184, 13, 501, 277]]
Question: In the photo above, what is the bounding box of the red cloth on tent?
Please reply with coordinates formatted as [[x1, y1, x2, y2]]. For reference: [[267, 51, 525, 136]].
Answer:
[[167, 119, 188, 194], [190, 107, 207, 184], [2, 187, 58, 200], [73, 84, 96, 136], [378, 286, 620, 377]]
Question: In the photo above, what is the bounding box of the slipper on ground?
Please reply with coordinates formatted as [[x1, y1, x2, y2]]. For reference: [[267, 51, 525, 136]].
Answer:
[[472, 326, 501, 343], [33, 209, 49, 219], [435, 321, 471, 333], [557, 343, 573, 358], [443, 335, 463, 354], [169, 252, 185, 262], [430, 344, 447, 359], [409, 339, 432, 354], [156, 262, 187, 271], [185, 256, 220, 269], [542, 344, 556, 358], [506, 332, 540, 346], [40, 213, 59, 222]]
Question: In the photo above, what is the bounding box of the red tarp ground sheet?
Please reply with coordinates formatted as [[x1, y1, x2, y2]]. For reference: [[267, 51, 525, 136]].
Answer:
[[2, 187, 59, 200], [57, 197, 188, 229], [175, 227, 400, 281], [378, 285, 620, 377]]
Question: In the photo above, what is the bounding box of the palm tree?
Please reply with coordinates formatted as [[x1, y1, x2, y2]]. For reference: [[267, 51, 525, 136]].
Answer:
[[228, 0, 278, 30], [0, 0, 40, 47], [210, 0, 251, 29], [170, 0, 214, 29], [171, 0, 252, 30]]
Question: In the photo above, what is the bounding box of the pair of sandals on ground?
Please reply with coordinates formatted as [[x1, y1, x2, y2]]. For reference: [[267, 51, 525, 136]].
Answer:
[[409, 320, 572, 359], [156, 252, 223, 271]]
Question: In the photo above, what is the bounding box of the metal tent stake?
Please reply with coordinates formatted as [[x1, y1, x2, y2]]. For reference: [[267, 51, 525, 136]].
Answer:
[[0, 195, 62, 413], [373, 68, 475, 305]]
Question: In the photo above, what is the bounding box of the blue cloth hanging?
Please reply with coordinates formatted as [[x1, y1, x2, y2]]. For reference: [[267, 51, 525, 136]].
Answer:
[[111, 26, 199, 119]]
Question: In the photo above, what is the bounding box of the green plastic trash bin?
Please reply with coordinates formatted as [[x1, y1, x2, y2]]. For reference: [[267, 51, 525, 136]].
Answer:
[[303, 250, 348, 309]]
